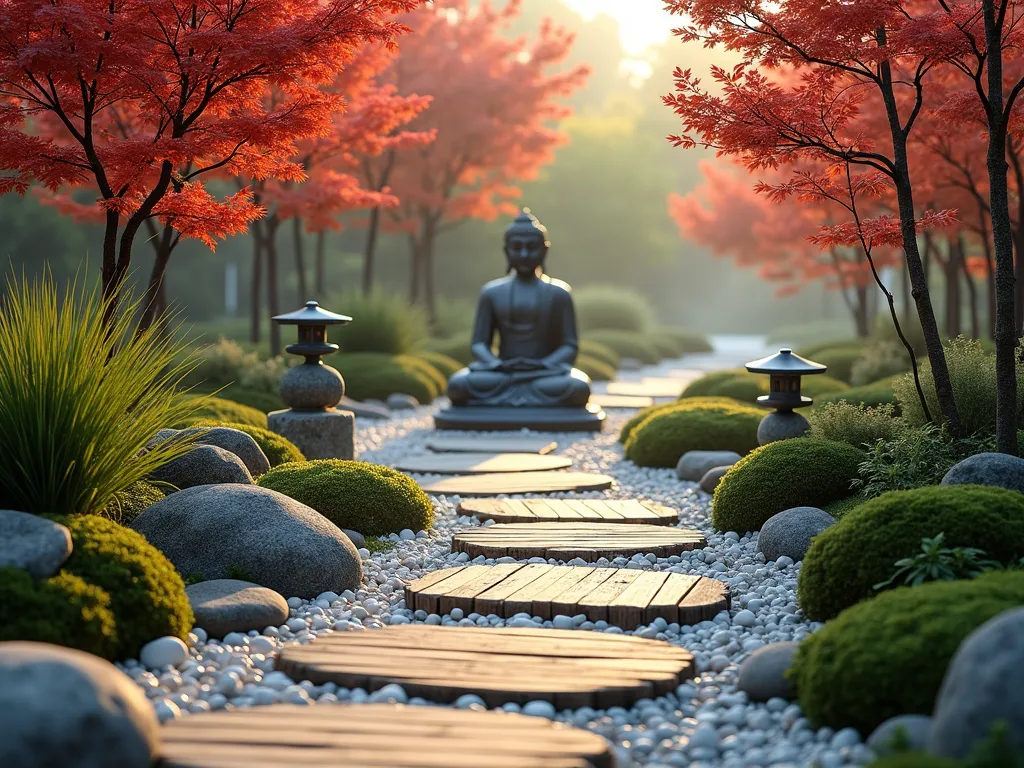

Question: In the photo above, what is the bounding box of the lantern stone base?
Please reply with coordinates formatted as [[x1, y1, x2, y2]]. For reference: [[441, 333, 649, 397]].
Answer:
[[757, 410, 810, 446], [268, 407, 355, 460]]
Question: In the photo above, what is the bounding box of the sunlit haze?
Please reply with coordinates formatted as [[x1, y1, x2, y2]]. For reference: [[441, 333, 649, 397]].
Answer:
[[559, 0, 677, 56]]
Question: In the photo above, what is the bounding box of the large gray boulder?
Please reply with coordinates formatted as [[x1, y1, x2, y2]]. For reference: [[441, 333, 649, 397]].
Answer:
[[676, 450, 742, 482], [0, 510, 72, 579], [131, 484, 361, 598], [736, 642, 798, 702], [0, 642, 159, 768], [699, 466, 731, 494], [170, 427, 271, 476], [868, 714, 932, 756], [928, 607, 1024, 758], [187, 579, 289, 639], [757, 506, 835, 563], [941, 452, 1024, 494], [148, 444, 253, 490]]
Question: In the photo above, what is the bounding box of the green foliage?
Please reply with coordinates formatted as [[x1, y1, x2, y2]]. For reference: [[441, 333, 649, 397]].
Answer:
[[0, 274, 204, 517], [573, 284, 654, 333], [680, 369, 770, 403], [874, 533, 1002, 591], [870, 725, 1024, 767], [658, 327, 713, 354], [815, 376, 901, 411], [365, 537, 397, 554], [711, 438, 864, 533], [797, 486, 1024, 622], [258, 459, 434, 537], [576, 354, 616, 381], [183, 337, 288, 396], [585, 329, 662, 365], [578, 338, 620, 369], [192, 421, 304, 468], [431, 298, 476, 340], [101, 481, 166, 526], [174, 394, 268, 429], [624, 400, 763, 468], [328, 291, 428, 355], [809, 402, 906, 449], [821, 495, 868, 520], [618, 397, 746, 444], [895, 336, 1024, 437], [850, 340, 912, 386], [872, 312, 927, 356], [808, 345, 865, 383], [0, 568, 117, 658], [409, 350, 463, 379], [649, 331, 685, 359], [395, 354, 447, 396], [790, 571, 1024, 734], [205, 385, 284, 413], [337, 352, 440, 404], [420, 336, 475, 366], [801, 374, 850, 398]]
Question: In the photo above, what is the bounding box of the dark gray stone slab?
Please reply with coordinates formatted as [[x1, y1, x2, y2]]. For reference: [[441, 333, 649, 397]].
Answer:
[[426, 436, 558, 455], [434, 405, 605, 432], [0, 510, 72, 579], [394, 452, 572, 475]]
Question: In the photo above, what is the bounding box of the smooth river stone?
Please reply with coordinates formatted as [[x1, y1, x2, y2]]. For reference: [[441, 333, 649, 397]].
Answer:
[[186, 579, 290, 639], [0, 509, 73, 579]]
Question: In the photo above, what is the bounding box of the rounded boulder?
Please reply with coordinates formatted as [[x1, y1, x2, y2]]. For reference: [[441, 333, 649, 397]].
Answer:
[[699, 466, 731, 494], [130, 484, 361, 598], [0, 510, 72, 579], [148, 445, 253, 490], [174, 427, 271, 476], [736, 641, 798, 702], [676, 450, 742, 482], [186, 579, 289, 639], [941, 452, 1024, 494], [757, 506, 835, 563]]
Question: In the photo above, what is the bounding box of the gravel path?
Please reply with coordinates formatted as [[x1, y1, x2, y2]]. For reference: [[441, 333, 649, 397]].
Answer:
[[119, 351, 876, 768]]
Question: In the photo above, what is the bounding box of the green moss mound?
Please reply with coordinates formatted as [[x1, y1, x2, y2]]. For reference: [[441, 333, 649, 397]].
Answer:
[[258, 459, 434, 537], [816, 376, 900, 411], [658, 328, 713, 355], [619, 397, 747, 444], [802, 374, 850, 398], [624, 401, 764, 468], [650, 331, 685, 359], [174, 395, 267, 429], [194, 421, 305, 468], [586, 330, 662, 365], [576, 354, 616, 382], [0, 568, 117, 658], [101, 480, 165, 526], [820, 495, 868, 521], [578, 338, 620, 369], [421, 336, 474, 366], [208, 385, 284, 413], [338, 352, 439, 404], [574, 285, 653, 334], [870, 756, 958, 768], [798, 485, 1024, 621], [791, 571, 1024, 734], [802, 345, 864, 383], [410, 350, 463, 379], [711, 438, 864, 533], [680, 369, 768, 404]]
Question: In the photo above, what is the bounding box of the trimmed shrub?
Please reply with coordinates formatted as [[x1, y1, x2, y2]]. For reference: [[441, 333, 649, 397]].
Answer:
[[208, 385, 284, 413], [816, 376, 901, 411], [586, 330, 661, 365], [658, 327, 714, 355], [328, 291, 428, 355], [619, 397, 747, 444], [799, 338, 864, 360], [420, 336, 475, 366], [410, 350, 463, 379], [791, 571, 1024, 734], [711, 438, 864, 533], [649, 331, 684, 360], [578, 338, 620, 369], [573, 285, 653, 334], [820, 495, 868, 521], [338, 352, 439, 404], [624, 401, 764, 468], [680, 369, 768, 404], [850, 339, 912, 386], [396, 354, 447, 396], [193, 421, 304, 468], [174, 395, 268, 429], [576, 354, 616, 382], [808, 345, 865, 383], [870, 756, 958, 768], [258, 459, 434, 537], [797, 485, 1024, 622], [801, 374, 849, 398], [809, 402, 906, 449], [101, 480, 165, 526]]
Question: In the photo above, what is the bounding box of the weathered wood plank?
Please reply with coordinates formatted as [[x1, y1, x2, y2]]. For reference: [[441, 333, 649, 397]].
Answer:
[[394, 453, 572, 475], [422, 472, 614, 496], [457, 498, 678, 526]]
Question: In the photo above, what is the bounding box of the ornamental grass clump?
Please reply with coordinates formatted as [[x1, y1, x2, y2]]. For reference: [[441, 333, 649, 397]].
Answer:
[[808, 401, 906, 449], [0, 275, 203, 517]]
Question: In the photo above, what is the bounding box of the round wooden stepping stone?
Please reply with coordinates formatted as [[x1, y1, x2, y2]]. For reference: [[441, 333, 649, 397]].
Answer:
[[427, 436, 558, 455], [589, 393, 654, 409], [275, 626, 695, 710], [394, 452, 572, 475], [160, 702, 615, 768], [421, 471, 614, 496], [459, 498, 679, 526], [452, 522, 706, 560], [405, 564, 730, 628]]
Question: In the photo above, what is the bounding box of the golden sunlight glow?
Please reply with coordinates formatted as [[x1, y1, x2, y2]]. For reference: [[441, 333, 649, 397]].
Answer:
[[559, 0, 677, 56]]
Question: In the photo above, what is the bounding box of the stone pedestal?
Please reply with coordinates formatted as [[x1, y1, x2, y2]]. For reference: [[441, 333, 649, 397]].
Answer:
[[434, 403, 606, 432], [757, 410, 810, 446], [268, 407, 355, 460]]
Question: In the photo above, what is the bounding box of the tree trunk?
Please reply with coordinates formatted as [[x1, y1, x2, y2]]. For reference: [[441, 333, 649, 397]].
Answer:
[[978, 201, 998, 339], [363, 204, 381, 297], [853, 284, 870, 337], [292, 217, 308, 304], [266, 217, 282, 357], [945, 238, 962, 339], [422, 220, 438, 326], [960, 235, 980, 340], [315, 230, 326, 296], [137, 224, 176, 333], [1008, 140, 1024, 334], [983, 0, 1019, 454], [250, 223, 263, 344], [901, 262, 911, 323], [408, 235, 422, 303]]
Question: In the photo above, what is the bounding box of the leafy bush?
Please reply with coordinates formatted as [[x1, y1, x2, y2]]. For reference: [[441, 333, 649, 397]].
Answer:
[[624, 400, 763, 468], [420, 336, 475, 366], [575, 354, 616, 382], [872, 312, 927, 356], [410, 350, 463, 379], [328, 291, 428, 355], [338, 352, 440, 403], [680, 369, 768, 403], [101, 481, 166, 526], [850, 339, 911, 386], [895, 336, 1024, 437], [184, 338, 288, 395], [809, 402, 906, 449], [798, 485, 1024, 621], [573, 285, 653, 334], [0, 275, 203, 517], [586, 329, 662, 365], [193, 420, 304, 468], [874, 533, 1002, 591], [790, 571, 1024, 734], [174, 394, 268, 429], [815, 376, 901, 411], [711, 438, 864, 533], [619, 397, 747, 444], [258, 459, 434, 536], [807, 344, 865, 383], [658, 327, 713, 354], [578, 338, 620, 369]]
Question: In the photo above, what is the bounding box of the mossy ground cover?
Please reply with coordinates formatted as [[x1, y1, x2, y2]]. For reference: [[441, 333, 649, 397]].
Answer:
[[624, 400, 763, 468]]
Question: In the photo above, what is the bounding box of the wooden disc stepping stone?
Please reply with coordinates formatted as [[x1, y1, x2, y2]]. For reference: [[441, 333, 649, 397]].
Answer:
[[160, 702, 615, 768], [421, 471, 614, 496], [406, 565, 730, 627], [426, 436, 558, 455], [394, 452, 572, 475], [275, 626, 695, 709], [589, 393, 654, 409], [458, 498, 679, 526], [451, 522, 706, 560], [607, 379, 685, 398]]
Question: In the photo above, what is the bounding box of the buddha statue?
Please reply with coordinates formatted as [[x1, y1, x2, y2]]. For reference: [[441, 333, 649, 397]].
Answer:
[[435, 208, 605, 432]]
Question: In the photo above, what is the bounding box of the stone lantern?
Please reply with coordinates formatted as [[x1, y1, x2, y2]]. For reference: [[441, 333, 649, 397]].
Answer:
[[267, 300, 356, 460], [745, 348, 827, 445]]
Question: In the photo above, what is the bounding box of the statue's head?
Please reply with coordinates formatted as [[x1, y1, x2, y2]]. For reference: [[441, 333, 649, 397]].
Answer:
[[504, 208, 549, 276]]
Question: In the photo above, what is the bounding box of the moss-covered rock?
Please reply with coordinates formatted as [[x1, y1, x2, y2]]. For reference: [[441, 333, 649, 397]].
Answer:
[[575, 354, 616, 382], [257, 459, 434, 537], [820, 495, 868, 521], [798, 486, 1024, 622], [174, 395, 267, 429], [338, 352, 440, 404], [101, 480, 165, 526], [711, 438, 865, 533], [624, 401, 764, 468], [791, 572, 1024, 735], [193, 421, 304, 468], [680, 369, 768, 404], [619, 397, 748, 445], [586, 330, 662, 365]]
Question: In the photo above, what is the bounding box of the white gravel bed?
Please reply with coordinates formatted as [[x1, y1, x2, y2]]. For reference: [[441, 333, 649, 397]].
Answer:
[[119, 397, 873, 768]]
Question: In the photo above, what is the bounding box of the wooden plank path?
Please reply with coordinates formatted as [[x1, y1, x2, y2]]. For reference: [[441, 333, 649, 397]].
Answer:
[[274, 626, 695, 709], [394, 452, 572, 475], [405, 565, 730, 627], [452, 522, 706, 560], [458, 498, 679, 526], [426, 436, 558, 454], [160, 703, 615, 768], [420, 471, 614, 496], [589, 394, 655, 409]]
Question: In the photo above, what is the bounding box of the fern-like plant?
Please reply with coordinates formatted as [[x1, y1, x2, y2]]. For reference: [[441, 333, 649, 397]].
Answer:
[[0, 274, 204, 516], [874, 533, 1003, 590]]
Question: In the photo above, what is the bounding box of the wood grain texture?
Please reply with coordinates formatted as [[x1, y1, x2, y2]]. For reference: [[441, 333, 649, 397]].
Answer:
[[420, 472, 614, 496], [426, 436, 558, 455], [451, 522, 706, 560], [394, 452, 572, 475], [159, 702, 615, 768], [273, 627, 695, 710], [458, 498, 678, 526], [405, 565, 729, 628]]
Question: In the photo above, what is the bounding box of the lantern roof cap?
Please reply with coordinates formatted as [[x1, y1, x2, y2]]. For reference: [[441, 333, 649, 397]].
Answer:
[[273, 300, 352, 326], [745, 348, 826, 375]]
